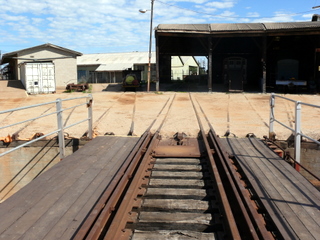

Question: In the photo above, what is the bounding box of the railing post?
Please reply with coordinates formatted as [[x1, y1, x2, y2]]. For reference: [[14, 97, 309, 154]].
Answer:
[[56, 98, 65, 159], [87, 94, 93, 139], [269, 93, 275, 139], [294, 101, 301, 170]]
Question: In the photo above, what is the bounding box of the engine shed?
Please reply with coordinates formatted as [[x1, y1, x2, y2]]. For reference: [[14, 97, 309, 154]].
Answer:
[[155, 21, 320, 93]]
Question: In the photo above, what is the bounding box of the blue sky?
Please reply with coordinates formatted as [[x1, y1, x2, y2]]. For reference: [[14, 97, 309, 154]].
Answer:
[[1, 0, 320, 55]]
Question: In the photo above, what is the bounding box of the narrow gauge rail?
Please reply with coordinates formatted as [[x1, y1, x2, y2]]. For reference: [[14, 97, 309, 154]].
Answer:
[[72, 95, 278, 240]]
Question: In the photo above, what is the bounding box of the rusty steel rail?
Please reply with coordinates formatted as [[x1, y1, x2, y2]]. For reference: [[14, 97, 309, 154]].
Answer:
[[206, 129, 274, 239], [191, 94, 275, 239], [102, 132, 159, 239], [73, 93, 276, 239], [189, 95, 241, 239], [72, 95, 176, 239], [72, 130, 154, 239]]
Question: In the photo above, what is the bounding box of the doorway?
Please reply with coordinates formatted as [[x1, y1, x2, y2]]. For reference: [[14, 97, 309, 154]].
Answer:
[[224, 57, 247, 92]]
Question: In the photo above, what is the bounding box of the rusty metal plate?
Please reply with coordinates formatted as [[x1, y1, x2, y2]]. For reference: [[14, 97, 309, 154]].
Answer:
[[153, 138, 201, 158]]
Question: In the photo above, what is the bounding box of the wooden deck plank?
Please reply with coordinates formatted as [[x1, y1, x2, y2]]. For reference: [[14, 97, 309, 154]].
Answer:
[[0, 137, 125, 237], [0, 136, 140, 239], [238, 138, 320, 239], [47, 138, 139, 239], [21, 144, 128, 239], [254, 139, 320, 201], [0, 136, 120, 234], [0, 136, 119, 216], [132, 230, 216, 240], [240, 138, 320, 236], [225, 138, 304, 239], [221, 137, 320, 240], [0, 154, 100, 236]]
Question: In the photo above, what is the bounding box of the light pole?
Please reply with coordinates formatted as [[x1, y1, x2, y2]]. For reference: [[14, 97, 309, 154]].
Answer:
[[139, 0, 154, 92]]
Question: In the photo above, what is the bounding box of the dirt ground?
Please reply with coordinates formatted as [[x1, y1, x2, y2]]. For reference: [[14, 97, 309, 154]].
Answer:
[[1, 82, 320, 142]]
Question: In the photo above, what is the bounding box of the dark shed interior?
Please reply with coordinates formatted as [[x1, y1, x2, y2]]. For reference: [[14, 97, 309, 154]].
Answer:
[[155, 21, 320, 93]]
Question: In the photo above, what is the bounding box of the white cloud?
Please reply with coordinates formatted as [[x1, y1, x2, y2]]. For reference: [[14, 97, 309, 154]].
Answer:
[[254, 11, 295, 23], [0, 0, 315, 54], [167, 0, 208, 3], [247, 12, 260, 18], [206, 1, 236, 9]]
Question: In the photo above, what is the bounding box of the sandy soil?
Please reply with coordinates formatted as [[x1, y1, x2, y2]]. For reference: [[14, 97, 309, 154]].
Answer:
[[0, 84, 320, 142]]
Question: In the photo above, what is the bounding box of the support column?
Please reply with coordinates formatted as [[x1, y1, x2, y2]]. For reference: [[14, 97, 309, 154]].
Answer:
[[156, 34, 160, 91], [208, 37, 213, 92], [262, 36, 267, 93]]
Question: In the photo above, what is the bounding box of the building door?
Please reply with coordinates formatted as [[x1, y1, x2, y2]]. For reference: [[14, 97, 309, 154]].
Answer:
[[39, 63, 55, 93], [224, 57, 247, 92]]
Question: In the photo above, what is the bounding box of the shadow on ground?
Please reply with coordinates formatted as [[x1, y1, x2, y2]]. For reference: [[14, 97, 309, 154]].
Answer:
[[2, 80, 25, 89], [102, 82, 229, 93]]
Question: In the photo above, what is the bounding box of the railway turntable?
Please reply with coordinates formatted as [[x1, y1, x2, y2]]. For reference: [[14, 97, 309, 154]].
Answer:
[[221, 137, 320, 240], [0, 92, 319, 239], [0, 135, 141, 239], [0, 132, 319, 239]]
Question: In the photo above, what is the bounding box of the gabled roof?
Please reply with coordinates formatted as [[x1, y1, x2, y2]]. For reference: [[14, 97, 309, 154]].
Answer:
[[1, 43, 82, 64], [3, 43, 82, 57], [77, 52, 156, 71]]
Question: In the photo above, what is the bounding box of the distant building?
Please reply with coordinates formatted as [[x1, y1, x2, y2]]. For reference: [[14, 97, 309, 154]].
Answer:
[[77, 52, 155, 84], [171, 56, 199, 80], [77, 52, 199, 84], [155, 20, 320, 93], [0, 43, 82, 93]]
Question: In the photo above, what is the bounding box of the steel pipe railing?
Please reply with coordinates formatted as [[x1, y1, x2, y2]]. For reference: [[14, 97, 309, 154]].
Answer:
[[269, 93, 320, 164], [0, 94, 93, 160]]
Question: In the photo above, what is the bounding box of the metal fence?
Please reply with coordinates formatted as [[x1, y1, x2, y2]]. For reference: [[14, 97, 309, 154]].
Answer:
[[0, 94, 93, 160], [269, 93, 320, 164]]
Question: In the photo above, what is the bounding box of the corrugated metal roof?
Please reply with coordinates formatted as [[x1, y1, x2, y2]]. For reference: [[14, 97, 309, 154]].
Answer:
[[156, 21, 320, 34], [95, 63, 133, 71], [77, 52, 155, 70], [209, 23, 265, 32], [263, 21, 320, 30], [156, 24, 210, 33]]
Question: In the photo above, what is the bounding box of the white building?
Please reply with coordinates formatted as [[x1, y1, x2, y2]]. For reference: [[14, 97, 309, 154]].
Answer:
[[77, 52, 156, 84], [77, 52, 199, 84], [171, 56, 199, 80], [1, 43, 82, 93]]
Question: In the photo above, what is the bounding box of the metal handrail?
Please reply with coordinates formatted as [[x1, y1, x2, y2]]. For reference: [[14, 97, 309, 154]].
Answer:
[[269, 93, 320, 164], [0, 94, 93, 160]]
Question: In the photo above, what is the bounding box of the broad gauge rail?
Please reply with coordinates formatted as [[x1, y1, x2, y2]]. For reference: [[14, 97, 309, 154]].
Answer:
[[72, 95, 276, 240], [0, 95, 319, 240]]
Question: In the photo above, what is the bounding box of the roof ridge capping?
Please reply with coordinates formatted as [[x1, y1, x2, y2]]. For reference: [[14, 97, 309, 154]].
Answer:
[[156, 24, 210, 33], [209, 22, 265, 32], [262, 21, 320, 31], [156, 21, 320, 33]]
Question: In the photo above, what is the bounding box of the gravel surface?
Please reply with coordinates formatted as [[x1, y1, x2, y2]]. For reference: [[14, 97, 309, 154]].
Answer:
[[1, 83, 320, 141]]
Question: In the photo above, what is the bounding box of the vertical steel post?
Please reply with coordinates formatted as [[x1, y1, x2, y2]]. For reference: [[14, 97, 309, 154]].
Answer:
[[147, 0, 154, 92], [269, 93, 275, 139], [294, 101, 301, 169], [87, 94, 93, 139], [56, 98, 65, 159], [262, 36, 267, 93], [208, 37, 213, 92], [155, 30, 160, 92]]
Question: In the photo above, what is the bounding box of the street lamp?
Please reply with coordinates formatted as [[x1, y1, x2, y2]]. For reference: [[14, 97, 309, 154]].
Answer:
[[139, 0, 154, 92]]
